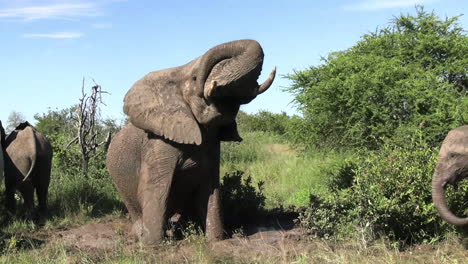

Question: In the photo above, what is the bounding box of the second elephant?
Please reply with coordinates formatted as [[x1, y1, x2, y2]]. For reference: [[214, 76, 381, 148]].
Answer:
[[3, 122, 53, 216], [0, 121, 5, 182], [432, 125, 468, 226]]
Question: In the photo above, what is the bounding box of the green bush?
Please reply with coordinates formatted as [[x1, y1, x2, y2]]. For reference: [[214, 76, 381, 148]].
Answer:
[[237, 110, 292, 136], [299, 128, 467, 245], [221, 170, 266, 231], [287, 7, 468, 149]]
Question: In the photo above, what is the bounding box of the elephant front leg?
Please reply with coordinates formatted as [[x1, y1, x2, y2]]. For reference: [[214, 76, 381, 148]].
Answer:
[[139, 185, 170, 245], [138, 144, 179, 246], [206, 187, 224, 241]]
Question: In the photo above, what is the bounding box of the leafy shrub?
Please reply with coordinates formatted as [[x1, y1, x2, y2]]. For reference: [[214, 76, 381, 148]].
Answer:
[[299, 128, 467, 245], [287, 7, 468, 149], [237, 110, 292, 136], [221, 170, 266, 231]]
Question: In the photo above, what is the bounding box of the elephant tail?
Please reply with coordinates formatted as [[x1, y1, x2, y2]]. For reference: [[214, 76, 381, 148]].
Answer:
[[22, 128, 38, 182], [22, 155, 36, 182]]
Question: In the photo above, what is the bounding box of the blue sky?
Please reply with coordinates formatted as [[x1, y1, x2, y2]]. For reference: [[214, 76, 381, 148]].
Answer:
[[0, 0, 466, 125]]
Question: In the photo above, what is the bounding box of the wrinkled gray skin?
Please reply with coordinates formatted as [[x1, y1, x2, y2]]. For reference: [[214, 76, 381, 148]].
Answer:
[[107, 39, 276, 245], [3, 122, 53, 216], [432, 126, 468, 227]]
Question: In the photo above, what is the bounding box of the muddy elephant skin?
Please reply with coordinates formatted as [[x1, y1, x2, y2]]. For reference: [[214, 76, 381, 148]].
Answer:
[[107, 39, 276, 245], [3, 122, 53, 216], [432, 125, 468, 226]]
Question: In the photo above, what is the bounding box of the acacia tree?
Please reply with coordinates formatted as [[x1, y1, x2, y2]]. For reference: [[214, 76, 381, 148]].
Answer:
[[287, 7, 468, 149]]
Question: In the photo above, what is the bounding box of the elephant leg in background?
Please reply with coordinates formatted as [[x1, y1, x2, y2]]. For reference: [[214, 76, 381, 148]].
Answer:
[[138, 140, 179, 245], [34, 162, 51, 215], [5, 174, 16, 213], [17, 181, 35, 215]]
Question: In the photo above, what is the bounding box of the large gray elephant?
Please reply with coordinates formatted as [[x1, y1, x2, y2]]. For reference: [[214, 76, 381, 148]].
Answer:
[[432, 125, 468, 226], [106, 39, 275, 245], [3, 122, 53, 217]]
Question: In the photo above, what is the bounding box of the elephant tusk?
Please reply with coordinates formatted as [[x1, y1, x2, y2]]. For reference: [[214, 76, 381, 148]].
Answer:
[[204, 80, 218, 99], [257, 67, 276, 95]]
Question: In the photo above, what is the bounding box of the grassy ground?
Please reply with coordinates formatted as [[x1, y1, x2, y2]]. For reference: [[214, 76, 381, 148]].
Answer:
[[221, 131, 352, 208], [0, 131, 467, 263]]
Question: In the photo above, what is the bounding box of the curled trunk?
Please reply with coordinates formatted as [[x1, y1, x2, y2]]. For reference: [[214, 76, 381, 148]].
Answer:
[[197, 39, 263, 93], [198, 39, 275, 99]]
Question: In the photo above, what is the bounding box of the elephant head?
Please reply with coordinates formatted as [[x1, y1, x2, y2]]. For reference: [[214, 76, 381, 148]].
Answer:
[[123, 39, 275, 145], [432, 126, 468, 226]]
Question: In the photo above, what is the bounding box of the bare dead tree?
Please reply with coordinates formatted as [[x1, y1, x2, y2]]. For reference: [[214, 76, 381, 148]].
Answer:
[[69, 78, 112, 176]]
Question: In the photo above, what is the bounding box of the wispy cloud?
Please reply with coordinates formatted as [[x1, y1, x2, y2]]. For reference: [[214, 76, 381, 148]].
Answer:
[[22, 32, 84, 39], [344, 0, 435, 11], [0, 3, 101, 20]]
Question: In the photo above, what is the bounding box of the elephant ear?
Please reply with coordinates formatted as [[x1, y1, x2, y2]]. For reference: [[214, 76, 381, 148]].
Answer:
[[124, 78, 202, 145], [218, 121, 242, 142]]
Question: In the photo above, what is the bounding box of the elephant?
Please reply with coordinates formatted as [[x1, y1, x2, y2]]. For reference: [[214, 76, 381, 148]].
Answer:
[[106, 39, 275, 245], [432, 125, 468, 227], [0, 121, 5, 182], [3, 121, 53, 217]]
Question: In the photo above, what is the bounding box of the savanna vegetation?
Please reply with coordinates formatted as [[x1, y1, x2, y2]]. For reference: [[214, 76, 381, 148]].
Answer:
[[1, 6, 467, 263]]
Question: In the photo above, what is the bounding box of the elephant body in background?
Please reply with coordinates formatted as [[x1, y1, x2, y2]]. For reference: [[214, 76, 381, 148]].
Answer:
[[432, 125, 468, 226], [3, 122, 53, 216], [107, 39, 275, 245], [0, 121, 5, 182]]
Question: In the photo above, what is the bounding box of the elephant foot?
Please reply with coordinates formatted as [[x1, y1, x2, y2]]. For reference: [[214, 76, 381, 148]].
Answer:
[[140, 226, 163, 246], [206, 224, 225, 242], [34, 209, 49, 226], [130, 219, 143, 239], [131, 219, 163, 245]]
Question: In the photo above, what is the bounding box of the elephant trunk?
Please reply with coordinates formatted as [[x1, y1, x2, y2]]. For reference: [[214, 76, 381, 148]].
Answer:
[[432, 166, 468, 226], [198, 39, 274, 99]]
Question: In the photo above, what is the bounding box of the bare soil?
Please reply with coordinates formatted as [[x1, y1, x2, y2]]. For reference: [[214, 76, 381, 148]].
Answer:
[[48, 216, 305, 251]]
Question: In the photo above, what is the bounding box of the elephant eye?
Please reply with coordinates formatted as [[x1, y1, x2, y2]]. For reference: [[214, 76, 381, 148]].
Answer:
[[448, 152, 461, 159]]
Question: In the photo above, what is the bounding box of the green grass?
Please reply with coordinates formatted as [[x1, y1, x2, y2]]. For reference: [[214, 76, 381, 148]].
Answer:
[[221, 131, 353, 208]]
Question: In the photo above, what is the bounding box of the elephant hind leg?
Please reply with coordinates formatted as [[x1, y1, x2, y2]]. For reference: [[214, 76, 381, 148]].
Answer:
[[35, 182, 49, 214], [18, 182, 35, 218]]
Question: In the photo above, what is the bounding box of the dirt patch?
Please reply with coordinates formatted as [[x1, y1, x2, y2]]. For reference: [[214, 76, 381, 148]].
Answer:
[[44, 216, 306, 255], [50, 218, 134, 250]]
